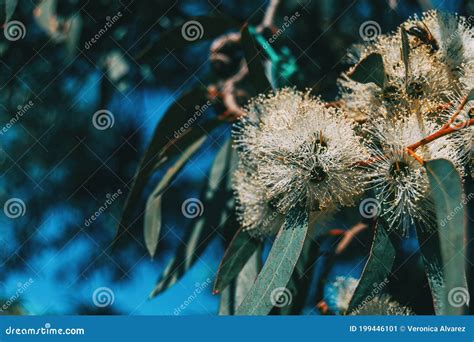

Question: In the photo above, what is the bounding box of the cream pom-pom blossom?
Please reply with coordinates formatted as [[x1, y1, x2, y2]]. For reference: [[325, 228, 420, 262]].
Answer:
[[363, 112, 464, 234], [232, 89, 368, 236], [339, 10, 473, 124]]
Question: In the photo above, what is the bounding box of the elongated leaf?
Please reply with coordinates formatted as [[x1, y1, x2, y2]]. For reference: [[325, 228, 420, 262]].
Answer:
[[136, 16, 240, 62], [149, 139, 235, 297], [400, 27, 410, 83], [0, 0, 17, 24], [466, 88, 474, 103], [235, 207, 309, 315], [278, 236, 320, 315], [234, 247, 261, 309], [424, 159, 467, 315], [144, 137, 207, 258], [347, 220, 395, 313], [241, 24, 272, 94], [115, 87, 212, 247], [213, 227, 260, 294], [348, 53, 385, 88]]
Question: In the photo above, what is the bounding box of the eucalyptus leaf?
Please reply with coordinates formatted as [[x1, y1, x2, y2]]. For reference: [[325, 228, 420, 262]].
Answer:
[[0, 0, 17, 24], [144, 136, 207, 258], [149, 139, 236, 297], [213, 227, 261, 294], [348, 53, 385, 88], [400, 27, 410, 83], [115, 86, 212, 248], [424, 159, 467, 315], [235, 207, 309, 315], [241, 24, 272, 95], [347, 220, 395, 313]]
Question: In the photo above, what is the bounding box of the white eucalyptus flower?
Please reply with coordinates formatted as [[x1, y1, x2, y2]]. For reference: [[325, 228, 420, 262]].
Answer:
[[232, 163, 284, 237], [364, 113, 463, 234], [339, 11, 472, 123], [233, 88, 369, 216]]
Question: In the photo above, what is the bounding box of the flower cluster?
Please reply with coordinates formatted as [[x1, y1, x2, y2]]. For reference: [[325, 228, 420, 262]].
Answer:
[[232, 11, 473, 237], [233, 89, 368, 236]]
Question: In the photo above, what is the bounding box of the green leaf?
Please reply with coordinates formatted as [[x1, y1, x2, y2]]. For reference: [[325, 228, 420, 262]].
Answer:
[[466, 88, 474, 103], [348, 53, 385, 88], [241, 24, 272, 94], [114, 86, 213, 248], [144, 136, 207, 258], [400, 27, 410, 83], [347, 220, 395, 313], [213, 227, 261, 294], [149, 139, 236, 297], [423, 159, 468, 315], [0, 0, 17, 24], [278, 236, 320, 315], [136, 16, 240, 62], [235, 207, 309, 315]]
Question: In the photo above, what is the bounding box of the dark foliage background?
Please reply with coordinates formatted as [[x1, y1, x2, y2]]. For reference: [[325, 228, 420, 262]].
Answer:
[[0, 0, 471, 315]]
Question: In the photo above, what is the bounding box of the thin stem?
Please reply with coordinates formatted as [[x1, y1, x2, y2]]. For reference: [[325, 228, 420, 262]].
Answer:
[[407, 118, 473, 151], [441, 95, 469, 130]]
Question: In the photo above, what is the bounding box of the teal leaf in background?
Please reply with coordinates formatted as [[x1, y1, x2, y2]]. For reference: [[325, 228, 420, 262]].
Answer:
[[348, 53, 385, 88], [347, 220, 395, 313], [235, 207, 309, 315]]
